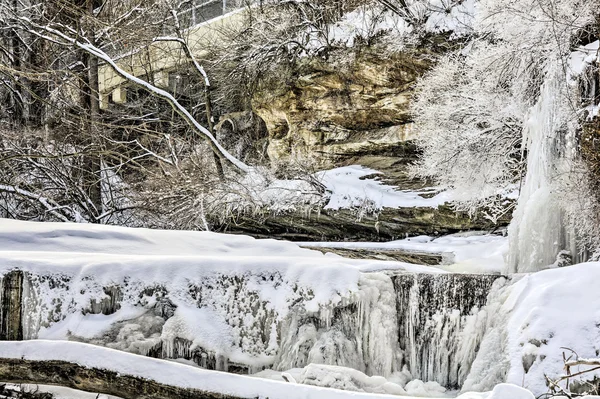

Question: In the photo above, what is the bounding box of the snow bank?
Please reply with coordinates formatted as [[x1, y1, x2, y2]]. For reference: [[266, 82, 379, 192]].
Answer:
[[0, 340, 537, 399], [0, 217, 318, 257], [464, 262, 600, 395]]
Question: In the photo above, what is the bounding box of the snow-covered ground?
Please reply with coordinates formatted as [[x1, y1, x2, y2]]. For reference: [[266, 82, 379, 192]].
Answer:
[[317, 166, 453, 211], [239, 165, 454, 213]]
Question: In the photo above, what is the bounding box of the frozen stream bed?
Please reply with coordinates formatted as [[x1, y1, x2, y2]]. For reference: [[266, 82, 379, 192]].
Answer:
[[299, 232, 508, 273], [0, 219, 599, 398]]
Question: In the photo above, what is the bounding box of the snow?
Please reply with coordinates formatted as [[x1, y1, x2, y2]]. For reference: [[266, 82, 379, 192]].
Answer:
[[422, 0, 477, 37], [464, 262, 600, 395], [229, 165, 454, 216], [302, 0, 478, 52], [300, 232, 508, 273], [568, 40, 599, 78], [0, 217, 319, 258], [3, 223, 600, 398], [317, 166, 453, 211], [586, 104, 600, 120], [326, 5, 409, 48], [0, 340, 543, 399], [255, 364, 450, 397]]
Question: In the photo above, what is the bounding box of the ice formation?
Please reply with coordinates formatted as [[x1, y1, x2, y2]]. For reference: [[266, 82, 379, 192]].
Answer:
[[506, 63, 580, 273], [0, 340, 542, 399], [395, 273, 499, 388], [0, 219, 506, 393]]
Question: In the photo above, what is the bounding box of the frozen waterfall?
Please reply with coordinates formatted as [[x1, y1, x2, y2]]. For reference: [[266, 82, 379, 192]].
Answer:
[[507, 63, 584, 273], [0, 268, 502, 390]]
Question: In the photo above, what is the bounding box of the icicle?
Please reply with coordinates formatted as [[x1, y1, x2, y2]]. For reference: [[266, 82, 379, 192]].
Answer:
[[507, 62, 581, 273], [394, 273, 499, 388]]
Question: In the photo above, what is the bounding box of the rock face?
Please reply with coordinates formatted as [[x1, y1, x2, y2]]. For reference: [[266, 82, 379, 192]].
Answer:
[[220, 205, 503, 242], [0, 271, 24, 341], [582, 116, 600, 201], [252, 47, 433, 169]]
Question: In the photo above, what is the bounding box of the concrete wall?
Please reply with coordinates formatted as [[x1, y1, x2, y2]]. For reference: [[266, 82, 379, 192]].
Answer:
[[98, 8, 246, 109]]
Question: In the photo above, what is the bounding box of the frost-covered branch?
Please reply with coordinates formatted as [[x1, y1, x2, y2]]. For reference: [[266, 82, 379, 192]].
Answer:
[[0, 184, 75, 222], [565, 358, 600, 368]]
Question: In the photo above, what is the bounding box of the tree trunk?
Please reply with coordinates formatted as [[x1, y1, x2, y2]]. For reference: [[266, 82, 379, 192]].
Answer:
[[82, 0, 103, 219], [8, 0, 24, 127], [204, 86, 225, 180]]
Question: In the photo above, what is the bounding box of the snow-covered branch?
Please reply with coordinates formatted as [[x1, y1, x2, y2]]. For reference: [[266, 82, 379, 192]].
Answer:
[[0, 184, 75, 222]]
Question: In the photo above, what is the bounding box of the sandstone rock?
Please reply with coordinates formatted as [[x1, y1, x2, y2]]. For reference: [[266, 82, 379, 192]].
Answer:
[[252, 47, 433, 169]]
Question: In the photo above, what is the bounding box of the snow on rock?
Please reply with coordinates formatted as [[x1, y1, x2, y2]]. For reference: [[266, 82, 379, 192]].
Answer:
[[255, 364, 452, 397], [217, 165, 454, 215], [486, 384, 534, 399], [317, 166, 453, 211], [464, 262, 600, 395], [0, 340, 544, 399], [299, 364, 408, 395], [568, 40, 599, 78]]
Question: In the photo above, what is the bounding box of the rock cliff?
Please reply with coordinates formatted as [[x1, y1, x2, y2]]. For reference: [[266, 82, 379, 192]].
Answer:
[[252, 47, 433, 171]]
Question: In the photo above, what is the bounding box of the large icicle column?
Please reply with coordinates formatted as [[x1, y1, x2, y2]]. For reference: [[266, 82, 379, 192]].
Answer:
[[507, 64, 580, 273]]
